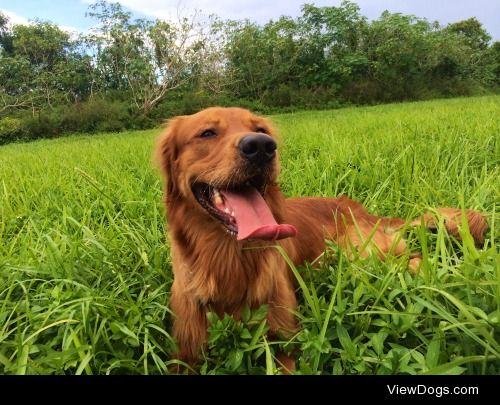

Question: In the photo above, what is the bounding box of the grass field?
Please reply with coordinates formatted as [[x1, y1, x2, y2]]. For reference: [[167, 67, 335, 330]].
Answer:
[[0, 95, 499, 375]]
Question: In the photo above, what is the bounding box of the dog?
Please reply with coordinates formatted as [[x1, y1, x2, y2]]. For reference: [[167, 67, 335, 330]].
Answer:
[[155, 107, 488, 373]]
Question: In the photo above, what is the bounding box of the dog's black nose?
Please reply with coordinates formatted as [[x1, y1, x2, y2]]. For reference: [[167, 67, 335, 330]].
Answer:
[[239, 134, 276, 164]]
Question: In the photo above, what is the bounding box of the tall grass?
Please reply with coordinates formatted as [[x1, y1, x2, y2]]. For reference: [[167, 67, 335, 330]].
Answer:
[[0, 95, 498, 374]]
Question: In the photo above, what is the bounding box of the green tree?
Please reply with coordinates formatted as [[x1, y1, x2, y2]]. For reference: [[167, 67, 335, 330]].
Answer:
[[225, 1, 368, 103], [299, 1, 368, 89], [1, 20, 92, 114], [0, 12, 13, 55], [0, 55, 36, 113], [489, 41, 500, 85], [446, 17, 491, 50], [86, 1, 213, 115], [362, 12, 440, 100], [225, 17, 306, 101], [443, 18, 496, 87]]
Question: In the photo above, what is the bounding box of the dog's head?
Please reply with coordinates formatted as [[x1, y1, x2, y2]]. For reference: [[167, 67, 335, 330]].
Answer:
[[156, 107, 296, 241]]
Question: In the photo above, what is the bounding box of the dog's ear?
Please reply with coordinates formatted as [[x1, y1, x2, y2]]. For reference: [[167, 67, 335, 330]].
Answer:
[[155, 116, 184, 198]]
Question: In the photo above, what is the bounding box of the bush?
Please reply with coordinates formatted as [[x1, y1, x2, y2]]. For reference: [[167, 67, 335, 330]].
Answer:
[[152, 91, 274, 119], [22, 114, 60, 140], [0, 99, 145, 145], [342, 79, 382, 104], [260, 85, 342, 111], [262, 84, 294, 108], [59, 99, 130, 133], [96, 118, 125, 133], [0, 117, 23, 144]]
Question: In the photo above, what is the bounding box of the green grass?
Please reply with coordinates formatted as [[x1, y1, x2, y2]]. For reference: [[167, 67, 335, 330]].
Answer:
[[0, 95, 499, 375]]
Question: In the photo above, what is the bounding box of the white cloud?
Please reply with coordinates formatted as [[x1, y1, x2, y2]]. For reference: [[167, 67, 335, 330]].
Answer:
[[1, 8, 82, 39], [1, 9, 29, 26], [60, 25, 83, 40], [81, 0, 500, 39], [81, 0, 312, 23]]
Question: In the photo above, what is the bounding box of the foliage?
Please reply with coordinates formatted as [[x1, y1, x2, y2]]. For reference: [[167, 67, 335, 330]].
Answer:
[[489, 41, 500, 85], [200, 306, 277, 374], [0, 21, 91, 112], [0, 2, 499, 144], [0, 96, 498, 374], [86, 1, 217, 115], [0, 117, 22, 141], [446, 17, 492, 50]]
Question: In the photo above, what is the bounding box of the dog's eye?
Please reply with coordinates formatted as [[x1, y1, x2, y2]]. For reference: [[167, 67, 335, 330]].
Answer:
[[200, 129, 217, 138], [255, 127, 268, 134]]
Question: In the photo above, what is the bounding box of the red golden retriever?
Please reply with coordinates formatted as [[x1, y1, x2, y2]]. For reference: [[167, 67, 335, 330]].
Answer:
[[155, 107, 487, 373]]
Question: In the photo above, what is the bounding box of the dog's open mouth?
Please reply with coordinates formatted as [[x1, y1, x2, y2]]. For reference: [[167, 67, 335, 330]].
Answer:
[[192, 181, 297, 241]]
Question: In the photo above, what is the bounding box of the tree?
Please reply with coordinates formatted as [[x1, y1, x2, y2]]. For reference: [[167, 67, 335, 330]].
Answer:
[[0, 12, 13, 54], [489, 41, 500, 85], [0, 55, 37, 113], [0, 20, 92, 114], [86, 1, 213, 115], [225, 17, 306, 101], [361, 12, 441, 100], [225, 1, 369, 102], [189, 16, 236, 96], [444, 18, 496, 87], [299, 1, 368, 89], [446, 18, 491, 50]]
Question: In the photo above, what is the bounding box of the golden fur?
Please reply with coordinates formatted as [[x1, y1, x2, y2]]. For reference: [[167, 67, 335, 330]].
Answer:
[[155, 107, 488, 373]]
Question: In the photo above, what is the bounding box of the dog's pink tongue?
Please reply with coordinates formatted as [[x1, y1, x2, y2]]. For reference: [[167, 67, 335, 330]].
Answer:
[[220, 188, 297, 241]]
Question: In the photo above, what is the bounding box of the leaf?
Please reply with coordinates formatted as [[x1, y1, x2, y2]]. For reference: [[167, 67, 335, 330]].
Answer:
[[16, 344, 30, 375], [371, 331, 387, 356], [242, 305, 251, 323], [251, 305, 269, 322], [249, 320, 268, 347], [426, 334, 441, 369], [240, 329, 252, 340], [336, 323, 356, 359], [332, 360, 342, 375], [263, 338, 274, 375], [75, 352, 93, 375], [110, 321, 139, 342], [410, 350, 425, 366], [353, 284, 365, 306], [51, 285, 60, 300], [206, 312, 219, 326], [469, 306, 488, 321], [226, 350, 244, 371]]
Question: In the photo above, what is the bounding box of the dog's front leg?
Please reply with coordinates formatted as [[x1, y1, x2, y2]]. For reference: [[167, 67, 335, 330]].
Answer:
[[267, 277, 299, 374], [170, 281, 208, 371]]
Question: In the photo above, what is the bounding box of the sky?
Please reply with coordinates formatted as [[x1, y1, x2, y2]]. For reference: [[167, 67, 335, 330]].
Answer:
[[1, 0, 499, 40]]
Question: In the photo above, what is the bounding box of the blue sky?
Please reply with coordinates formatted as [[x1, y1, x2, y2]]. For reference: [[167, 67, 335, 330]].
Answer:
[[1, 0, 499, 40], [0, 0, 92, 31]]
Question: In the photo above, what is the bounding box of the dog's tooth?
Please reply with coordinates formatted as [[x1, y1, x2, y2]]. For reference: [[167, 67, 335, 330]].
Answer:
[[231, 210, 235, 217], [213, 189, 223, 205], [224, 208, 230, 214]]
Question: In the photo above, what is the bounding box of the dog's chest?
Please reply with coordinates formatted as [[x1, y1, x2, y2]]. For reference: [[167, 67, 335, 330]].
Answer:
[[181, 243, 280, 308]]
